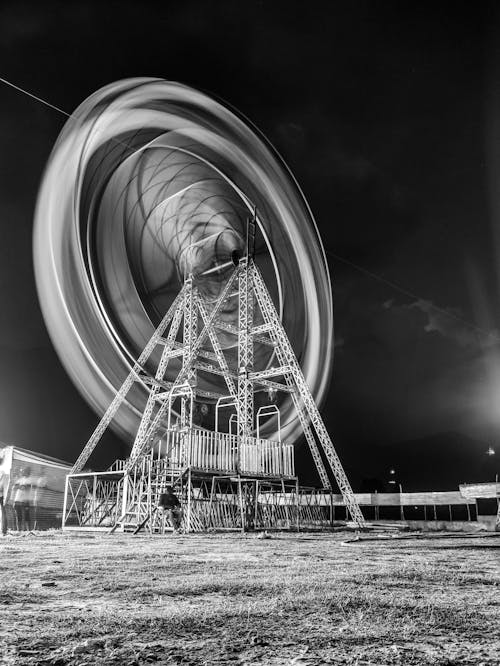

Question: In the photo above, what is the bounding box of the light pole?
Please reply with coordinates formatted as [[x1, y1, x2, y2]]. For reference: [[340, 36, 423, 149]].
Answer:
[[388, 468, 404, 520], [485, 448, 499, 514]]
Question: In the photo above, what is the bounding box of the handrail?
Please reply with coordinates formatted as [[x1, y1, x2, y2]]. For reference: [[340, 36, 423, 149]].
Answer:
[[256, 404, 281, 442], [184, 430, 294, 476], [215, 396, 237, 433], [106, 429, 295, 478]]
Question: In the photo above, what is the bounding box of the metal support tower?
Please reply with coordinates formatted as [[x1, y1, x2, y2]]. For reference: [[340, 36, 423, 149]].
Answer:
[[69, 255, 365, 528]]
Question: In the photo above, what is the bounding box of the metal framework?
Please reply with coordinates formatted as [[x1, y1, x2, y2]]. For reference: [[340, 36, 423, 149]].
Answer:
[[63, 466, 306, 534], [65, 245, 365, 532]]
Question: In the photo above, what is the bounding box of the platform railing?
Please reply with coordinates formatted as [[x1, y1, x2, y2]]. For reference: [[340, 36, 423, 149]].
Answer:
[[189, 430, 294, 477], [186, 430, 237, 472], [63, 430, 296, 530], [240, 438, 295, 477], [163, 429, 295, 477]]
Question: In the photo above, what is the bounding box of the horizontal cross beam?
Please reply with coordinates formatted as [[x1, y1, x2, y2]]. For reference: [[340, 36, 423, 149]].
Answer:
[[253, 378, 294, 393], [249, 366, 291, 381], [158, 339, 220, 363], [214, 320, 275, 347], [195, 361, 238, 379]]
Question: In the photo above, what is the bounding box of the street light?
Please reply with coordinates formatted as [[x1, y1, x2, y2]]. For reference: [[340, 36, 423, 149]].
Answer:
[[388, 468, 396, 486], [387, 468, 404, 520]]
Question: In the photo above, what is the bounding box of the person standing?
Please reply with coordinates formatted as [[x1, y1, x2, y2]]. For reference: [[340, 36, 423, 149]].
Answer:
[[12, 468, 34, 531], [32, 474, 47, 531], [0, 457, 7, 536]]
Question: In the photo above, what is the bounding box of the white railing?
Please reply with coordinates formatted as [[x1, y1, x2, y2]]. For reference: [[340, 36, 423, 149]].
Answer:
[[163, 430, 185, 468], [161, 429, 294, 477], [107, 459, 126, 471], [186, 430, 238, 472], [240, 438, 294, 477]]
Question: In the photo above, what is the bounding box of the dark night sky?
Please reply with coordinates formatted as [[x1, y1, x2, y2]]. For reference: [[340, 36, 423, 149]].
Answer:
[[0, 1, 499, 489]]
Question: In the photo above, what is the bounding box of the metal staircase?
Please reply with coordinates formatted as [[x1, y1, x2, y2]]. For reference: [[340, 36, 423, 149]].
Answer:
[[111, 461, 187, 534]]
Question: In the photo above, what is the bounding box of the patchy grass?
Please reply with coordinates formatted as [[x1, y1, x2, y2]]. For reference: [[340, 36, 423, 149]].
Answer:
[[0, 531, 499, 665]]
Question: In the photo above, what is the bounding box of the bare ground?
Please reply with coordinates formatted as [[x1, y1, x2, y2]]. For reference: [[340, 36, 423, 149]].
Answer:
[[0, 530, 499, 665]]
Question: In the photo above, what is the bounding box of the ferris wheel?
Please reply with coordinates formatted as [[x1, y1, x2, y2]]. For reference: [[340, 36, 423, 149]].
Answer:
[[33, 78, 333, 447]]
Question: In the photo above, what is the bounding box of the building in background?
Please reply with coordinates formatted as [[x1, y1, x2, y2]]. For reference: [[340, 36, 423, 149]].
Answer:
[[0, 445, 71, 531]]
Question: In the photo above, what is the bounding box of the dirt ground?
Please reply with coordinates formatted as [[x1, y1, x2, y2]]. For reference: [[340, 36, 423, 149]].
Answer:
[[0, 530, 499, 666]]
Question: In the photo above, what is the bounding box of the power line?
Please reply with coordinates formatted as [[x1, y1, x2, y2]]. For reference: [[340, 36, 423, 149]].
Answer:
[[0, 76, 71, 118], [0, 74, 135, 155]]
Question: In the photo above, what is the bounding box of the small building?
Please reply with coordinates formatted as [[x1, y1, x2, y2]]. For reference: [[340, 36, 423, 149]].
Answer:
[[0, 444, 72, 531]]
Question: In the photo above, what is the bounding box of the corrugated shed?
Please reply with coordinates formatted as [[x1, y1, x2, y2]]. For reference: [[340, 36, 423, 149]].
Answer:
[[0, 444, 71, 531]]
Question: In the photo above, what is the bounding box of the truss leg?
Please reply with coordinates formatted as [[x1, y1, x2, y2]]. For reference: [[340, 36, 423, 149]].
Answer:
[[129, 302, 184, 462], [281, 478, 290, 529], [181, 277, 197, 429], [251, 263, 365, 528], [238, 257, 254, 440], [290, 395, 330, 489], [186, 469, 192, 533], [254, 480, 259, 529], [208, 477, 216, 529], [296, 478, 300, 532], [238, 477, 245, 532], [71, 286, 188, 473], [119, 474, 129, 532]]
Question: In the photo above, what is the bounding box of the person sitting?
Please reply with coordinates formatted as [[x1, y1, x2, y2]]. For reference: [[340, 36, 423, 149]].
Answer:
[[158, 486, 183, 533]]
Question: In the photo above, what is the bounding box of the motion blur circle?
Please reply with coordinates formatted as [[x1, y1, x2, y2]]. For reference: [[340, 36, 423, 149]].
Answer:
[[34, 78, 333, 445]]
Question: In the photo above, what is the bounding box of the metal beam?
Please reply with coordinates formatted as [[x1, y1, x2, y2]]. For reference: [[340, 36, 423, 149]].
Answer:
[[158, 339, 219, 364], [249, 366, 291, 381], [71, 285, 188, 473], [195, 361, 238, 379], [214, 319, 275, 347], [253, 378, 294, 393], [251, 323, 273, 336]]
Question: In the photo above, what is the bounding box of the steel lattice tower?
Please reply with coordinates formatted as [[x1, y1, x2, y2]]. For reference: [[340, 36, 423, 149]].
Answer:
[[68, 242, 366, 530]]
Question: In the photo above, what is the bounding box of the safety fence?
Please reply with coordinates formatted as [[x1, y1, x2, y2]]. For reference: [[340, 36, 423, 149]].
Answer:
[[163, 429, 295, 477]]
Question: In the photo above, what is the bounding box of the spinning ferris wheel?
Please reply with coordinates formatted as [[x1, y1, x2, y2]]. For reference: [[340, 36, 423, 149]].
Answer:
[[34, 78, 333, 446], [33, 78, 364, 530]]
